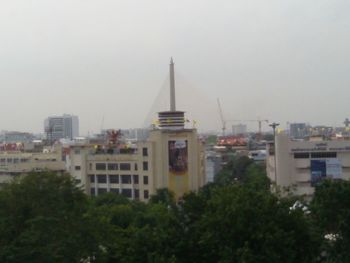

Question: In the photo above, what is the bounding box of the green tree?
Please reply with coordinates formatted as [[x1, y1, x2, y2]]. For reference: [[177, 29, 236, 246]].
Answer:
[[0, 172, 100, 262], [310, 179, 350, 262], [195, 184, 320, 263], [149, 188, 176, 208]]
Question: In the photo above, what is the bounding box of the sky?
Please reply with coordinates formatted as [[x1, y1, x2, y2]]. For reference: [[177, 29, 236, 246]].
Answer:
[[0, 0, 349, 135]]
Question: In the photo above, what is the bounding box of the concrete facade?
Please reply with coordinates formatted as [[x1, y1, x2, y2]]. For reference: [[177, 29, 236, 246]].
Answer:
[[0, 145, 66, 187], [68, 128, 206, 202], [267, 133, 350, 196]]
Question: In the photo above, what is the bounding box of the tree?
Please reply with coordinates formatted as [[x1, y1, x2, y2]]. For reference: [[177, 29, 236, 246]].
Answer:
[[310, 179, 350, 262], [0, 172, 100, 262], [195, 184, 320, 263], [149, 188, 176, 208], [214, 155, 269, 190]]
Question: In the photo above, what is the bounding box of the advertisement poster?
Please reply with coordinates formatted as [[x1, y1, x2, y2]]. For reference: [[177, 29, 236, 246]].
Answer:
[[168, 140, 189, 199], [326, 159, 342, 179], [311, 160, 326, 187], [311, 159, 343, 186], [168, 140, 188, 176]]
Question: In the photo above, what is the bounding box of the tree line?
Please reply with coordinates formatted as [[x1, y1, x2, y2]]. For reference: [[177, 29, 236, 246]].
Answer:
[[0, 156, 349, 262]]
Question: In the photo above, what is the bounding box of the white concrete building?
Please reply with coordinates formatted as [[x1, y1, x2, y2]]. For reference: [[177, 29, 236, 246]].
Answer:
[[267, 133, 350, 196]]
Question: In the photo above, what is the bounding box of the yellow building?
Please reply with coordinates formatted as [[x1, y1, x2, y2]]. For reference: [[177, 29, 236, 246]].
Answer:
[[0, 144, 66, 187], [68, 59, 206, 201]]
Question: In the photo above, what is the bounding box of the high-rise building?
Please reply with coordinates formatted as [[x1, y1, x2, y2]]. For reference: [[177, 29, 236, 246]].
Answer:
[[289, 123, 308, 139], [44, 114, 79, 142]]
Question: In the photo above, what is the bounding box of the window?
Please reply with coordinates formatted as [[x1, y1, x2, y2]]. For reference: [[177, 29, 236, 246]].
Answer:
[[89, 163, 92, 170], [311, 152, 337, 158], [120, 163, 131, 171], [90, 175, 95, 183], [133, 175, 139, 184], [90, 188, 96, 196], [98, 188, 107, 195], [143, 176, 148, 185], [134, 189, 140, 199], [134, 163, 138, 171], [0, 158, 5, 163], [110, 188, 119, 194], [144, 190, 149, 199], [121, 175, 131, 184], [108, 163, 118, 170], [74, 149, 80, 154], [294, 152, 310, 159], [75, 165, 81, 170], [109, 175, 119, 184], [142, 147, 148, 157], [7, 158, 12, 163], [143, 161, 148, 171], [13, 159, 19, 164], [122, 189, 132, 198], [96, 163, 106, 170], [97, 174, 107, 184]]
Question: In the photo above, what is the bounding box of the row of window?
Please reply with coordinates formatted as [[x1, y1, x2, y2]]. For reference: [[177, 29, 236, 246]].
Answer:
[[0, 158, 30, 163], [90, 188, 149, 199], [90, 174, 148, 185], [294, 152, 337, 159], [93, 162, 149, 171], [75, 147, 149, 157]]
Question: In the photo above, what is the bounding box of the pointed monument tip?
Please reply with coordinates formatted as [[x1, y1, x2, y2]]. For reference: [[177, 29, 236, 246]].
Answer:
[[170, 57, 174, 64]]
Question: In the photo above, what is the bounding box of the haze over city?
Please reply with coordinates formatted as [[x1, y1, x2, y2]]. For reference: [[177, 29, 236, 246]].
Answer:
[[1, 0, 349, 134]]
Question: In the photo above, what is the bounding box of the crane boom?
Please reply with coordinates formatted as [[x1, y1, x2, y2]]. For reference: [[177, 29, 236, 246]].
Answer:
[[217, 98, 226, 136]]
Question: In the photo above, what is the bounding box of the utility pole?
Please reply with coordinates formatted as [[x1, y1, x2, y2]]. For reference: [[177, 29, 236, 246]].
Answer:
[[269, 122, 280, 185]]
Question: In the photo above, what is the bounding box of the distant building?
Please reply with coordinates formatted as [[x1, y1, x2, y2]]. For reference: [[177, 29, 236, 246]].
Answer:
[[0, 144, 66, 187], [121, 128, 150, 141], [0, 131, 34, 143], [232, 124, 247, 135], [267, 133, 350, 197], [44, 114, 79, 142], [206, 151, 221, 182], [289, 123, 308, 139]]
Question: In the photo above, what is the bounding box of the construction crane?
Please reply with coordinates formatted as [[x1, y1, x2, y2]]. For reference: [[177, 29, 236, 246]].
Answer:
[[217, 98, 226, 136], [230, 119, 269, 141]]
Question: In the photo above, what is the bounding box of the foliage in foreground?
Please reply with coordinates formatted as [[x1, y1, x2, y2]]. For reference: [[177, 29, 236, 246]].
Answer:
[[0, 159, 349, 262]]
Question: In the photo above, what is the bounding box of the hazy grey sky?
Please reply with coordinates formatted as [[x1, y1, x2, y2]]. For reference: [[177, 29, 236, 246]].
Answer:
[[1, 0, 349, 134]]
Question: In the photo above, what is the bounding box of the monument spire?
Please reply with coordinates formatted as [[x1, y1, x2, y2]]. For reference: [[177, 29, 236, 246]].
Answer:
[[170, 57, 176, 111], [157, 58, 185, 130]]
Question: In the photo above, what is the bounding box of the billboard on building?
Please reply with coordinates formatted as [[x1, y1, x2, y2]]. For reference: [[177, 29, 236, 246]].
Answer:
[[311, 159, 342, 186], [325, 159, 342, 179], [168, 140, 188, 175], [168, 140, 189, 199]]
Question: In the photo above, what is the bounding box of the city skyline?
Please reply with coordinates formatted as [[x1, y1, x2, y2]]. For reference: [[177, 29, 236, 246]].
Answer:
[[1, 0, 349, 134]]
